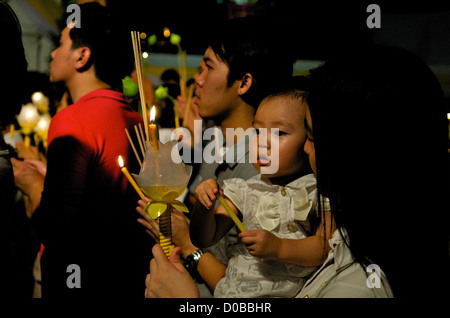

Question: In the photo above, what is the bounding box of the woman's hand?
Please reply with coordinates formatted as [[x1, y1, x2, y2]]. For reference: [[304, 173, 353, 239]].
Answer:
[[145, 244, 199, 298], [11, 158, 45, 217], [136, 197, 159, 242]]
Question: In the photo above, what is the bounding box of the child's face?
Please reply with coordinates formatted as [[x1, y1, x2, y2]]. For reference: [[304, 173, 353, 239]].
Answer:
[[251, 96, 309, 180]]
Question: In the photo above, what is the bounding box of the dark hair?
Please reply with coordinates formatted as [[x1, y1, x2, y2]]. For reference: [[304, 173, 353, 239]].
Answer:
[[263, 76, 310, 102], [208, 16, 295, 107], [161, 69, 180, 84], [307, 45, 449, 297], [0, 1, 28, 128], [65, 2, 134, 90]]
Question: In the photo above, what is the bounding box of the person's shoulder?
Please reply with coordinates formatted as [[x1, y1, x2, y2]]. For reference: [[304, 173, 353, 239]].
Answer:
[[319, 263, 393, 298]]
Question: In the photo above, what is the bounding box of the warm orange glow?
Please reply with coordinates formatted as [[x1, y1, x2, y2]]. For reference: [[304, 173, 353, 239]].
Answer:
[[118, 155, 146, 199], [150, 106, 156, 123], [149, 106, 159, 150], [118, 155, 124, 168], [163, 27, 170, 38]]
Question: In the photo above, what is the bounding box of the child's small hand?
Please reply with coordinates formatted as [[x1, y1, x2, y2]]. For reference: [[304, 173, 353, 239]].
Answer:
[[239, 229, 281, 261], [194, 178, 221, 209]]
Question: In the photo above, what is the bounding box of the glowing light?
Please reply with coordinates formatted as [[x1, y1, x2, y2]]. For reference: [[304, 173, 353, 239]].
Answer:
[[31, 92, 43, 104], [163, 27, 171, 38], [142, 52, 149, 59], [150, 106, 156, 123]]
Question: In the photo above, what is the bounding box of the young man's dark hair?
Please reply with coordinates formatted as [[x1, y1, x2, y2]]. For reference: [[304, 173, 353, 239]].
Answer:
[[64, 2, 134, 90], [208, 15, 295, 108]]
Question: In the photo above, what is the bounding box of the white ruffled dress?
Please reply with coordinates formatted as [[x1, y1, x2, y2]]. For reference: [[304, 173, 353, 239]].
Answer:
[[214, 173, 318, 298]]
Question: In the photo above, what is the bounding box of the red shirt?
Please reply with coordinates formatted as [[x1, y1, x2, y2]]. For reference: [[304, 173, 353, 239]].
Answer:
[[47, 89, 142, 196]]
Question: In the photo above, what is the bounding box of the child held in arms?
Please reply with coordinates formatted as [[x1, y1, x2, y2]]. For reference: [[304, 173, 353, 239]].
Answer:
[[190, 78, 333, 297]]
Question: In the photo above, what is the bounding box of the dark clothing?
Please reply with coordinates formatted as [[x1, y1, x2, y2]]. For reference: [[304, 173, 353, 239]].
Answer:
[[33, 89, 153, 298]]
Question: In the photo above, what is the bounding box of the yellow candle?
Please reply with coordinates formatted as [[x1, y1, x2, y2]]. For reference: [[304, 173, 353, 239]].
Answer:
[[118, 155, 146, 200], [216, 192, 246, 232], [149, 106, 159, 151], [24, 135, 31, 148]]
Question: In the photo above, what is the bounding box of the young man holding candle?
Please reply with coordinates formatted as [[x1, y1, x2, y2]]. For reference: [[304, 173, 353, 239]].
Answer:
[[15, 3, 152, 298]]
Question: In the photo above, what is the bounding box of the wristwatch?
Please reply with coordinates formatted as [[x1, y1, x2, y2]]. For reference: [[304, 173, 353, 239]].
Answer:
[[183, 248, 205, 275]]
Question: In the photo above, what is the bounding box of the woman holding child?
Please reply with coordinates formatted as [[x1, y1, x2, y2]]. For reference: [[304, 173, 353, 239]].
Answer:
[[144, 45, 448, 298]]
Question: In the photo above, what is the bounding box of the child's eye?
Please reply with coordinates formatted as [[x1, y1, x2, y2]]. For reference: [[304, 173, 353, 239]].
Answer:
[[274, 130, 286, 136], [307, 135, 314, 142]]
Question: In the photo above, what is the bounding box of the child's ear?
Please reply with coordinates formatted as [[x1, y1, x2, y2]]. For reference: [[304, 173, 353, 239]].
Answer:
[[238, 73, 253, 95], [74, 47, 92, 70]]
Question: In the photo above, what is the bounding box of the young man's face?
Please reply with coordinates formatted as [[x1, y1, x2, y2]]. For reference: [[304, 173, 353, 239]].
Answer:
[[192, 47, 241, 119], [49, 26, 77, 84]]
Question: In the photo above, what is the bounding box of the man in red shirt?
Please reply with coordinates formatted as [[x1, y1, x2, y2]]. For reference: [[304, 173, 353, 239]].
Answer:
[[22, 3, 152, 298]]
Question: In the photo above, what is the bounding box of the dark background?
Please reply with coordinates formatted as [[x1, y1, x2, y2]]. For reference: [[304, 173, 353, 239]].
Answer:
[[88, 0, 450, 61]]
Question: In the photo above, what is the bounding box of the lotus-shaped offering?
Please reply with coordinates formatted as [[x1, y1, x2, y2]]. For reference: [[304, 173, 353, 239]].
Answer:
[[133, 139, 191, 257], [17, 103, 40, 147]]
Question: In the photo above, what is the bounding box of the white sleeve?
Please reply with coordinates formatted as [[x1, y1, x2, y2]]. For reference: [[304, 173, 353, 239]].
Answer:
[[222, 178, 247, 213]]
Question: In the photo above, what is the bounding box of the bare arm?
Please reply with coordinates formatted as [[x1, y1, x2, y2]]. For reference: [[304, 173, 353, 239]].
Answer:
[[189, 178, 238, 248]]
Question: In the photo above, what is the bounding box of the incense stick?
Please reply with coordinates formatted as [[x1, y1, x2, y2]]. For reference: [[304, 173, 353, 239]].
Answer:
[[134, 124, 145, 158], [138, 123, 146, 150], [182, 83, 194, 127], [131, 31, 149, 141], [125, 128, 142, 167]]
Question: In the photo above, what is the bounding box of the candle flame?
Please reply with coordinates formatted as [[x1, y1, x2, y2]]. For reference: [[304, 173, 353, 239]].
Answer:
[[118, 155, 124, 168], [32, 92, 43, 102], [150, 106, 156, 123]]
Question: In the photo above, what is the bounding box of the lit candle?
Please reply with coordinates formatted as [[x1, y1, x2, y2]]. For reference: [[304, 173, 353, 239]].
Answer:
[[118, 155, 146, 200], [149, 106, 159, 150], [17, 103, 40, 148], [216, 192, 246, 232]]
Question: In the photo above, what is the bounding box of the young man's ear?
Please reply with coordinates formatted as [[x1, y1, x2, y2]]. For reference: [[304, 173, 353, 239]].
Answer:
[[238, 73, 253, 95], [74, 47, 92, 71]]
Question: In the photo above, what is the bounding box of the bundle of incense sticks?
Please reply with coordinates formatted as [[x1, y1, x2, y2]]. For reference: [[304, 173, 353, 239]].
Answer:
[[125, 123, 146, 168], [182, 83, 195, 127], [131, 31, 149, 142]]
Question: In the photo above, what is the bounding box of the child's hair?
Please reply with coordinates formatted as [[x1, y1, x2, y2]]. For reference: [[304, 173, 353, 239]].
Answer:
[[262, 76, 309, 106]]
